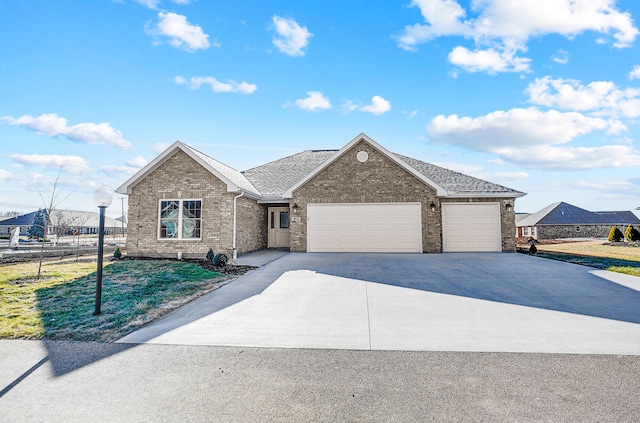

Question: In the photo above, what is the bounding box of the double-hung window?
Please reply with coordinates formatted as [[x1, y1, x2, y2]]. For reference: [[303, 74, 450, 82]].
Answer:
[[159, 199, 202, 240]]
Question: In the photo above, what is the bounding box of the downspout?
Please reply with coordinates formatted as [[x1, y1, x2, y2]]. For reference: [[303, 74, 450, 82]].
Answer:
[[232, 191, 244, 260]]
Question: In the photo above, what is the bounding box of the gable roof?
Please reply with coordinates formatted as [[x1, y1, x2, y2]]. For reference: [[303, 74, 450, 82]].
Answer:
[[116, 141, 260, 198], [283, 133, 450, 198], [0, 210, 46, 227], [117, 133, 526, 201], [517, 202, 640, 226]]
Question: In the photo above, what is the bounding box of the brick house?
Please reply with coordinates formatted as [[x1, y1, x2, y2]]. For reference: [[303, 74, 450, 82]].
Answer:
[[116, 133, 525, 258], [516, 202, 640, 240]]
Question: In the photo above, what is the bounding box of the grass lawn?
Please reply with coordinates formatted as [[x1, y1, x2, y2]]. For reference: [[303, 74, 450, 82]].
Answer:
[[531, 241, 640, 277], [0, 259, 230, 341]]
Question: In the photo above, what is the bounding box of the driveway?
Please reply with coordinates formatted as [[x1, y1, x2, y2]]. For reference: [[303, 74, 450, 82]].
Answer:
[[118, 253, 640, 354]]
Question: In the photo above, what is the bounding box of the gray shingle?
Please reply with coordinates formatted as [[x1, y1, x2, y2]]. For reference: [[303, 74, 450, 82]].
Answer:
[[242, 150, 338, 197]]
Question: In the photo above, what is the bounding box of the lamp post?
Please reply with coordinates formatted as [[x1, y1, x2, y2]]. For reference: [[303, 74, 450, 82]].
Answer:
[[93, 186, 113, 315]]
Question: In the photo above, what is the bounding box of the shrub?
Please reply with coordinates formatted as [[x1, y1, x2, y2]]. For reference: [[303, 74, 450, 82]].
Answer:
[[213, 253, 228, 267], [206, 248, 215, 262], [608, 226, 624, 242], [528, 244, 537, 254], [624, 225, 640, 242], [113, 248, 122, 259]]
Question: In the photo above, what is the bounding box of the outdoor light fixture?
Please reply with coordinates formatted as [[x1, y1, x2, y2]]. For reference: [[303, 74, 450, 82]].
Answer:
[[292, 203, 299, 214], [93, 185, 113, 316], [430, 203, 437, 213], [505, 203, 513, 211]]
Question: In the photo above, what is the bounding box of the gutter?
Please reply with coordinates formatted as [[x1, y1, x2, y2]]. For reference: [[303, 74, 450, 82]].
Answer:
[[232, 191, 244, 260]]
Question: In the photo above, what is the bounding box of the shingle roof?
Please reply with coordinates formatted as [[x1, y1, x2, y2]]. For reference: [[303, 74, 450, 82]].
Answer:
[[184, 144, 260, 196], [0, 210, 46, 227], [517, 202, 640, 226], [394, 154, 525, 197], [242, 150, 338, 197]]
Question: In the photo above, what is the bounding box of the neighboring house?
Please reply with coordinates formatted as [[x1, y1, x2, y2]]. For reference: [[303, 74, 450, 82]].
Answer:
[[0, 209, 125, 237], [0, 210, 47, 237], [116, 133, 525, 258], [516, 202, 640, 240]]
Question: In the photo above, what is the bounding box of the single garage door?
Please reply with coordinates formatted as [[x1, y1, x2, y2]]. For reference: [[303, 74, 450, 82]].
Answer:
[[307, 203, 422, 253], [442, 203, 501, 252]]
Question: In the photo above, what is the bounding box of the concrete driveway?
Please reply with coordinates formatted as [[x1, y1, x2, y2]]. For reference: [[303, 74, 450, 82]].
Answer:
[[118, 252, 640, 355]]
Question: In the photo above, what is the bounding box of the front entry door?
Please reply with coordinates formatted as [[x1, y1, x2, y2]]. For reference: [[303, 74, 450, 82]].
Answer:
[[268, 207, 291, 248]]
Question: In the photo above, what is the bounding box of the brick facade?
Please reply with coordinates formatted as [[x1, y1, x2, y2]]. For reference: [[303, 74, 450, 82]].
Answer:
[[536, 225, 618, 240], [125, 149, 266, 258]]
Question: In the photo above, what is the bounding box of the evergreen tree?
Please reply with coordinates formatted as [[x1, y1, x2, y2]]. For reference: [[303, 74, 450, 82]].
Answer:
[[27, 209, 47, 240], [624, 225, 640, 242], [607, 225, 623, 242]]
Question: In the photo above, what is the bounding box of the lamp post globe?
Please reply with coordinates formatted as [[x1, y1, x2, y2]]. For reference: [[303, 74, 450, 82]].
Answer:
[[93, 186, 113, 315], [93, 185, 113, 208]]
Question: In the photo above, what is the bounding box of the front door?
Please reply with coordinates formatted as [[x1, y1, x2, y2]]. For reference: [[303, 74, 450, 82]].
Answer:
[[268, 207, 290, 248]]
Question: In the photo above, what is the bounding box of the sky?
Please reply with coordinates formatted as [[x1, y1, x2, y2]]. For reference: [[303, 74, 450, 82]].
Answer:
[[1, 0, 640, 218]]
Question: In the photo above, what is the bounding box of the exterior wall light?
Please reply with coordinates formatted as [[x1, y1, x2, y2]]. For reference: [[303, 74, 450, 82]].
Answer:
[[292, 203, 299, 214], [505, 203, 513, 211], [93, 185, 113, 316], [430, 203, 437, 213]]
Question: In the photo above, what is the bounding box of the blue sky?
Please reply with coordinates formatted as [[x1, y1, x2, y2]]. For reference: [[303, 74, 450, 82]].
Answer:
[[1, 0, 640, 218]]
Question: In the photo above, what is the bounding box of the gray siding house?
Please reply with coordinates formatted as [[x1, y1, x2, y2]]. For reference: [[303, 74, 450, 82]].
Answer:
[[516, 202, 640, 240], [117, 133, 525, 258]]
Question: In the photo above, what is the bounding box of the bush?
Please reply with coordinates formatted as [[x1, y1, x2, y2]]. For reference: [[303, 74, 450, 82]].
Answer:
[[608, 226, 624, 242], [206, 248, 215, 262], [624, 225, 640, 242], [528, 244, 537, 254], [113, 248, 122, 259], [213, 253, 228, 267]]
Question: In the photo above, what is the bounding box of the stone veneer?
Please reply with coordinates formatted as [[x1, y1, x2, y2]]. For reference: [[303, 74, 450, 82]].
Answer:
[[125, 149, 266, 258], [290, 139, 517, 253]]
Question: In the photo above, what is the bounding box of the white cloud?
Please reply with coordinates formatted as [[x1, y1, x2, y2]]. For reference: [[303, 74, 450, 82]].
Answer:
[[493, 171, 529, 182], [527, 76, 640, 118], [1, 113, 132, 149], [154, 142, 171, 153], [448, 45, 531, 73], [126, 156, 148, 168], [150, 12, 210, 52], [552, 49, 569, 64], [174, 75, 257, 94], [629, 65, 640, 80], [294, 91, 332, 111], [0, 169, 12, 180], [271, 16, 312, 57], [10, 154, 91, 175], [135, 0, 160, 9], [426, 107, 639, 170], [397, 0, 639, 73], [98, 165, 140, 177], [359, 96, 391, 115]]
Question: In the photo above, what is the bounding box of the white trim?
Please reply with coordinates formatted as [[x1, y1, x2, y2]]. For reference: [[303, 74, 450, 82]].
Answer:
[[283, 133, 449, 198], [157, 198, 203, 241]]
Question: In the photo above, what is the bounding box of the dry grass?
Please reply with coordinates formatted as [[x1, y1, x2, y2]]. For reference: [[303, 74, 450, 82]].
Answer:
[[0, 259, 231, 341], [529, 240, 640, 277]]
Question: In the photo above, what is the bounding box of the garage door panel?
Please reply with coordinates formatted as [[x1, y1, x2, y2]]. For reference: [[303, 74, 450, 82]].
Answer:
[[442, 203, 501, 252], [307, 203, 422, 253]]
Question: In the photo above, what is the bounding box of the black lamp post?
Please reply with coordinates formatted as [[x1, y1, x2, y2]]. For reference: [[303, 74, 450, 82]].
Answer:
[[93, 186, 113, 316]]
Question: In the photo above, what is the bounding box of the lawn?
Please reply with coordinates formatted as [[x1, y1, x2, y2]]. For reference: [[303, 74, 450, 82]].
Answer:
[[0, 259, 231, 341], [531, 241, 640, 277]]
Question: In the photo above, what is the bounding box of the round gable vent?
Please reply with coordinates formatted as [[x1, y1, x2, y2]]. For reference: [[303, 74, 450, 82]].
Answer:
[[356, 150, 369, 163]]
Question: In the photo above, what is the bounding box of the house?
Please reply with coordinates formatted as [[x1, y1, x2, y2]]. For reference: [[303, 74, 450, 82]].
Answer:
[[116, 133, 525, 258], [0, 210, 48, 237], [0, 209, 125, 238], [516, 202, 640, 240]]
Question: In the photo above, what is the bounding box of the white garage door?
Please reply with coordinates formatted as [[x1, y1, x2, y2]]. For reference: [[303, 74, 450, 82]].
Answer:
[[307, 203, 422, 253], [442, 203, 501, 252]]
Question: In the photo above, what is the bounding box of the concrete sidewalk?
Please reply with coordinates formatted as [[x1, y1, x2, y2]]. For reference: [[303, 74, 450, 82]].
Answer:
[[118, 253, 640, 355]]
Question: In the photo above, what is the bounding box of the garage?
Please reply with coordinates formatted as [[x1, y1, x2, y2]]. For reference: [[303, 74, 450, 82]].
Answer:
[[442, 203, 501, 252], [307, 203, 422, 253]]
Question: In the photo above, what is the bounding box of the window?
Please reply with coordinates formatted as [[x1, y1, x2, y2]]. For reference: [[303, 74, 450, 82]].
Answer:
[[159, 199, 201, 239], [280, 211, 290, 229]]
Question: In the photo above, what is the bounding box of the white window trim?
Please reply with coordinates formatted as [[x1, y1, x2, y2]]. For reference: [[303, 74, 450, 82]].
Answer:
[[157, 198, 203, 241]]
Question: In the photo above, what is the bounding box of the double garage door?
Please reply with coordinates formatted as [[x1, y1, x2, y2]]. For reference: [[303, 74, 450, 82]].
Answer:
[[306, 202, 502, 253], [307, 203, 422, 253]]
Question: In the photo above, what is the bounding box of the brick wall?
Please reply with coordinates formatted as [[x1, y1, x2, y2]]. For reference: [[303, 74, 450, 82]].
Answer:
[[125, 149, 265, 258], [537, 224, 617, 240], [290, 139, 442, 252]]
